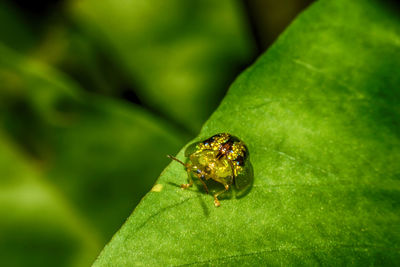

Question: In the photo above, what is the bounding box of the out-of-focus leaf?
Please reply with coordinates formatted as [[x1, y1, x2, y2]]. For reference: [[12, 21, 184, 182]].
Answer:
[[33, 24, 126, 97], [0, 133, 101, 267], [0, 44, 188, 265], [0, 1, 36, 52], [94, 0, 400, 265], [69, 0, 255, 131]]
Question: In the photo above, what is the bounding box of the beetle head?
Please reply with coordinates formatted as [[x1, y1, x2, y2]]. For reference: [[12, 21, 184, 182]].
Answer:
[[189, 150, 231, 179]]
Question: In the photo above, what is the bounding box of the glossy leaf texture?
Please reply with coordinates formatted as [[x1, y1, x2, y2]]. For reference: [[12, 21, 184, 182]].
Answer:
[[94, 0, 400, 265], [69, 0, 255, 131], [0, 44, 187, 266]]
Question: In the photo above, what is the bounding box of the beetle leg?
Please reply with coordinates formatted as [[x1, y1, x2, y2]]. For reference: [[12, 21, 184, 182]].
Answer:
[[168, 155, 194, 189], [181, 170, 194, 189], [180, 181, 193, 189], [213, 184, 229, 207], [197, 176, 209, 194], [228, 160, 236, 185], [167, 155, 186, 167]]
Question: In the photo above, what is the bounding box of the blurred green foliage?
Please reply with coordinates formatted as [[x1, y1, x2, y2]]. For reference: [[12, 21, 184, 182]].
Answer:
[[0, 132, 100, 267], [0, 1, 36, 52], [0, 43, 186, 266], [0, 0, 255, 266], [68, 0, 254, 131]]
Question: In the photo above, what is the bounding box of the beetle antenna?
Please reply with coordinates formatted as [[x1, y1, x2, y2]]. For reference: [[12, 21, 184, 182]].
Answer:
[[167, 155, 186, 167]]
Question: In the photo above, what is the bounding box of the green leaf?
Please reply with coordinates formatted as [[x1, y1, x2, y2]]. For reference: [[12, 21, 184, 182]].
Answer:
[[69, 0, 255, 131], [0, 44, 188, 266], [0, 133, 101, 267], [94, 0, 400, 265], [0, 1, 36, 52]]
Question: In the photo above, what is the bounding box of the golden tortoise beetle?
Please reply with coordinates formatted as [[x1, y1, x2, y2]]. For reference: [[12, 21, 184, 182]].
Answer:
[[168, 133, 253, 207]]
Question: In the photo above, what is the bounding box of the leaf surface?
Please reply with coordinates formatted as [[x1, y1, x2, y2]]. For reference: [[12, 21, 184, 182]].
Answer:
[[94, 0, 400, 265]]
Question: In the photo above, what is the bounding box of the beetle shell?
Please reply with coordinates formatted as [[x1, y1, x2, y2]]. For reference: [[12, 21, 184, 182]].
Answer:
[[169, 133, 252, 206], [189, 133, 249, 177]]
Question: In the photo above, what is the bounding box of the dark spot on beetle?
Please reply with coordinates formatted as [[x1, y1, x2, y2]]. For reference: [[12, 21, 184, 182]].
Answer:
[[242, 147, 248, 158], [222, 142, 232, 151], [228, 136, 240, 143], [204, 136, 215, 145], [236, 156, 244, 166]]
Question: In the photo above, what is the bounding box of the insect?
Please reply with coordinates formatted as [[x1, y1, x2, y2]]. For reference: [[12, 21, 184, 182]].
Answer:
[[168, 133, 253, 207]]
